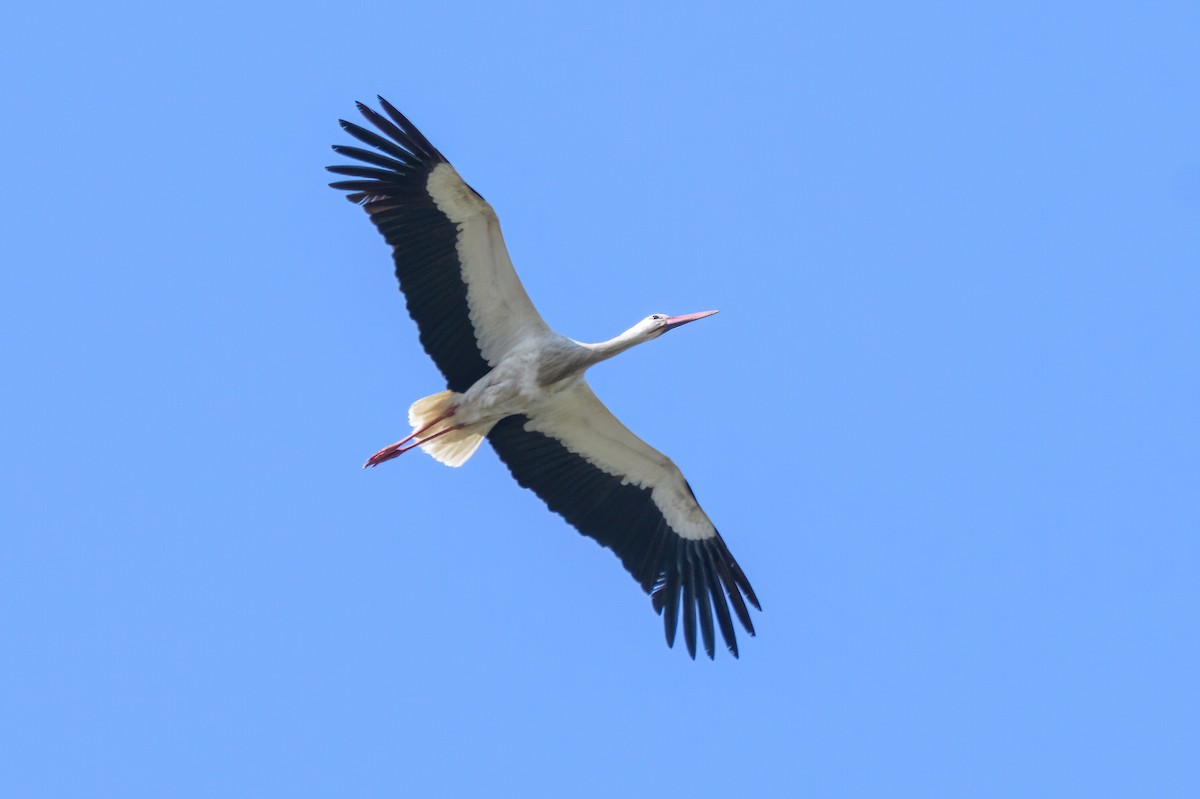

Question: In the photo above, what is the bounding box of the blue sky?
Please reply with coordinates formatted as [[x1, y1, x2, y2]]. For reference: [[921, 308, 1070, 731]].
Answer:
[[2, 1, 1198, 796]]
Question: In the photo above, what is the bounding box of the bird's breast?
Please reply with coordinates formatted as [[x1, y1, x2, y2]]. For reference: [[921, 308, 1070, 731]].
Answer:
[[457, 347, 581, 424]]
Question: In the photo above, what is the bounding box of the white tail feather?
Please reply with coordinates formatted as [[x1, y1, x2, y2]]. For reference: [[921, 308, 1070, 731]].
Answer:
[[407, 390, 493, 468]]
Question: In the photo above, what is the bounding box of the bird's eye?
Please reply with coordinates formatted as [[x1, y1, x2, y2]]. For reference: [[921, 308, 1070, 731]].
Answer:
[[651, 314, 665, 321]]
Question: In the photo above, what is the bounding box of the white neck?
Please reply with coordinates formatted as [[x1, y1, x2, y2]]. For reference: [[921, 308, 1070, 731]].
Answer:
[[583, 323, 653, 365]]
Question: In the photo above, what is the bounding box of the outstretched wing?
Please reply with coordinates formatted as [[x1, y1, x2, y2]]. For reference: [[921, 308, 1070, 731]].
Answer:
[[487, 382, 760, 658], [328, 98, 549, 392]]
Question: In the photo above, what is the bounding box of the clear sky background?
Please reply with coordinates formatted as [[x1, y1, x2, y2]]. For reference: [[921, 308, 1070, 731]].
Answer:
[[2, 1, 1198, 796]]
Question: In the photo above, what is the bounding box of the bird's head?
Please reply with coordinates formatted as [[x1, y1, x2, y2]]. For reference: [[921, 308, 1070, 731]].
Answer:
[[638, 309, 720, 340], [590, 310, 721, 362]]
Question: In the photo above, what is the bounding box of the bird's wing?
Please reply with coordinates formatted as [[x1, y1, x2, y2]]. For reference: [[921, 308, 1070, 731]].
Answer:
[[328, 98, 550, 392], [487, 381, 760, 658]]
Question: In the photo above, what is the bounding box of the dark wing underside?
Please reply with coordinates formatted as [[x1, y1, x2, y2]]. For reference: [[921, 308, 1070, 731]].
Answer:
[[488, 415, 760, 659], [327, 98, 490, 392]]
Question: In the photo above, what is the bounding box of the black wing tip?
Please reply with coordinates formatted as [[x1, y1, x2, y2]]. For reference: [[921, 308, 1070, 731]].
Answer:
[[648, 536, 759, 660], [735, 570, 762, 612], [663, 632, 716, 661], [663, 639, 729, 661], [331, 105, 443, 178], [663, 624, 740, 660], [358, 97, 397, 113]]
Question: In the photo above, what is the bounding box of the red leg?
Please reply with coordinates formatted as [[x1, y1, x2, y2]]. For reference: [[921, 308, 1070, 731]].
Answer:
[[363, 422, 467, 468], [363, 407, 455, 468]]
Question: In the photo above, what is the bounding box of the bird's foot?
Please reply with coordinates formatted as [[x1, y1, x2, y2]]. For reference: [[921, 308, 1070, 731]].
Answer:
[[362, 406, 458, 469], [363, 441, 410, 468], [362, 427, 465, 468]]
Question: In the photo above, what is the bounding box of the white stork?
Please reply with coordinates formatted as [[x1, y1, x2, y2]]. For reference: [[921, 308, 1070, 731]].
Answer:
[[328, 99, 760, 658]]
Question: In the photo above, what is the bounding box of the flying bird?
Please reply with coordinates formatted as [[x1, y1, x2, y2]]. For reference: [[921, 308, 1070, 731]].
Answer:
[[327, 98, 760, 658]]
